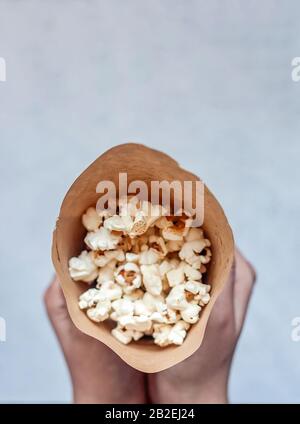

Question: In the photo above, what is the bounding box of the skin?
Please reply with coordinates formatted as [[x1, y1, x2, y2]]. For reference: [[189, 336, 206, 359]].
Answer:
[[44, 249, 255, 404], [44, 278, 147, 404]]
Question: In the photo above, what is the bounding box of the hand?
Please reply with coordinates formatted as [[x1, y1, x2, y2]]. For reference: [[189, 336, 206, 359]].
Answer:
[[45, 248, 255, 404], [148, 249, 256, 404], [44, 277, 146, 404]]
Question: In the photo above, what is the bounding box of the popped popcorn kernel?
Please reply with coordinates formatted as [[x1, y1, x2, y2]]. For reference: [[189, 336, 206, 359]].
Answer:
[[115, 262, 142, 293], [85, 227, 121, 251], [87, 299, 111, 322], [82, 207, 103, 231], [69, 251, 98, 283], [70, 200, 212, 347]]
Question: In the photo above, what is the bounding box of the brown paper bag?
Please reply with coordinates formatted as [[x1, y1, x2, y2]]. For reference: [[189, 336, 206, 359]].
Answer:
[[52, 143, 234, 373]]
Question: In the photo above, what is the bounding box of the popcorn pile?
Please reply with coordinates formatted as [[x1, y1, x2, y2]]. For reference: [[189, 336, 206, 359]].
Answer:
[[68, 197, 212, 347]]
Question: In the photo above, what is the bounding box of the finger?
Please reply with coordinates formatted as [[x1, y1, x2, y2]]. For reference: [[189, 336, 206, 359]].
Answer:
[[44, 275, 72, 337], [44, 276, 67, 316], [233, 249, 256, 334], [44, 276, 65, 309]]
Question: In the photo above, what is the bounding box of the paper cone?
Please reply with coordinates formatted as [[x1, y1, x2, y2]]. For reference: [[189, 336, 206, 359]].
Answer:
[[52, 143, 234, 373]]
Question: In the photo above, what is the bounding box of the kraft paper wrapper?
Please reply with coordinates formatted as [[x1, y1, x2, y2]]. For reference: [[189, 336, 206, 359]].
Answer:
[[52, 143, 234, 373]]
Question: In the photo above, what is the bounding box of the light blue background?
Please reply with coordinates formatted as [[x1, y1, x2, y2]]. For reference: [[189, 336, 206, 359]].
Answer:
[[0, 0, 300, 403]]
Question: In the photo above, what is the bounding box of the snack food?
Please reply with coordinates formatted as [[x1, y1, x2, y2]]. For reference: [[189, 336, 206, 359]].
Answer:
[[68, 197, 212, 346], [52, 143, 234, 372]]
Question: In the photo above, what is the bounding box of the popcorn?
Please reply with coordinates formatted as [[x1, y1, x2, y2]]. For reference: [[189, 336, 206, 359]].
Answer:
[[87, 299, 111, 322], [168, 321, 190, 345], [69, 251, 98, 283], [132, 331, 144, 341], [153, 321, 190, 347], [166, 284, 189, 311], [152, 324, 172, 346], [97, 260, 116, 285], [78, 288, 101, 309], [117, 314, 135, 327], [153, 320, 190, 347], [128, 212, 148, 237], [140, 201, 167, 227], [159, 259, 175, 277], [85, 227, 121, 251], [166, 240, 184, 252], [134, 299, 151, 316], [150, 311, 166, 323], [115, 262, 142, 293], [185, 281, 211, 306], [148, 235, 168, 257], [123, 288, 144, 301], [110, 198, 166, 238], [111, 325, 146, 345], [82, 207, 103, 231], [169, 257, 181, 268], [140, 264, 163, 296], [126, 252, 139, 263], [130, 200, 166, 231], [155, 216, 172, 230], [130, 235, 147, 254], [70, 198, 212, 347], [79, 284, 120, 318], [199, 292, 211, 306], [185, 227, 204, 242], [111, 326, 134, 345], [184, 280, 202, 295], [104, 215, 133, 233], [164, 308, 180, 324], [142, 292, 167, 314], [199, 245, 212, 264], [183, 263, 202, 280], [162, 215, 191, 241], [139, 248, 160, 265], [122, 315, 152, 332], [97, 280, 122, 301], [118, 196, 140, 216], [92, 249, 125, 267], [179, 239, 211, 268], [180, 304, 201, 324], [118, 236, 133, 252], [166, 262, 185, 287], [184, 280, 210, 296], [111, 298, 135, 318]]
